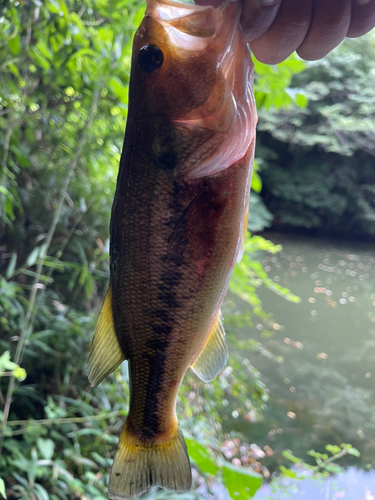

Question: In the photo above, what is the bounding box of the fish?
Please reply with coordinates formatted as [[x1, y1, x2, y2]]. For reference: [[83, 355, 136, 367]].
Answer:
[[87, 0, 257, 498]]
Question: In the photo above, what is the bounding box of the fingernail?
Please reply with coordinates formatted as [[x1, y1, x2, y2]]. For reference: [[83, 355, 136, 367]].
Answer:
[[356, 0, 371, 5]]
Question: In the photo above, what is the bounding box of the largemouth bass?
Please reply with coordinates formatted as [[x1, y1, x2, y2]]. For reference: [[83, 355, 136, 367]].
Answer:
[[87, 0, 257, 497]]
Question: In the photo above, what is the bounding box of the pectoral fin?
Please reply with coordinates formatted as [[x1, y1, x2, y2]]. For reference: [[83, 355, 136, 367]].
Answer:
[[190, 311, 228, 382], [87, 285, 125, 387]]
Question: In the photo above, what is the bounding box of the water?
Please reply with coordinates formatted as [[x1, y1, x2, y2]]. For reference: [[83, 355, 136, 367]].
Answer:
[[226, 233, 375, 499], [256, 467, 375, 499]]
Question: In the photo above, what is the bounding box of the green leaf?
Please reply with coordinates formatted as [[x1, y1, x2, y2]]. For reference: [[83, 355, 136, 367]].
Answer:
[[282, 450, 301, 464], [251, 171, 262, 193], [47, 0, 62, 14], [36, 40, 53, 61], [69, 12, 85, 29], [26, 247, 41, 267], [58, 0, 69, 19], [347, 448, 361, 457], [295, 93, 308, 108], [133, 6, 146, 27], [108, 76, 128, 103], [33, 483, 49, 500], [0, 186, 11, 196], [0, 352, 26, 380], [49, 35, 60, 54], [79, 265, 88, 286], [6, 253, 17, 279], [8, 35, 20, 55], [37, 438, 55, 460], [341, 444, 361, 457], [185, 437, 219, 475], [307, 450, 328, 460], [222, 461, 262, 499], [68, 48, 99, 62], [13, 366, 27, 381], [279, 465, 299, 478], [324, 464, 343, 474], [28, 47, 51, 70], [325, 444, 341, 455], [0, 478, 6, 499], [8, 63, 20, 78], [0, 351, 12, 374], [4, 198, 14, 220]]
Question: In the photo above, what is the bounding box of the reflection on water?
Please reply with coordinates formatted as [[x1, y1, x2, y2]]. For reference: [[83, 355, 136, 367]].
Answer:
[[256, 467, 375, 499], [226, 233, 375, 499]]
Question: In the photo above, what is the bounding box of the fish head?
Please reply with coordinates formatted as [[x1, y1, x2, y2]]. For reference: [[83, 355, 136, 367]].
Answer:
[[129, 0, 257, 179]]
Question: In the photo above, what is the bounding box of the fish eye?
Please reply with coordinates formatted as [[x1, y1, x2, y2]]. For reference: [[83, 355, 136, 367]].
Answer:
[[138, 44, 164, 73]]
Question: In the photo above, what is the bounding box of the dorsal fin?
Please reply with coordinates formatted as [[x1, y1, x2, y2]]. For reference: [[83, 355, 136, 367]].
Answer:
[[190, 311, 228, 382], [87, 285, 125, 387]]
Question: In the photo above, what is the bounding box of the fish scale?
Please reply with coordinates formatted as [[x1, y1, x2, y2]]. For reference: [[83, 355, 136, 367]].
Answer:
[[87, 0, 257, 497]]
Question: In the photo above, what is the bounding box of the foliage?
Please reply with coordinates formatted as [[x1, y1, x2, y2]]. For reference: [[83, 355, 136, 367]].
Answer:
[[258, 35, 375, 156], [257, 444, 361, 499], [253, 54, 307, 111], [281, 443, 360, 479], [247, 193, 273, 233], [0, 351, 26, 381], [185, 437, 263, 498], [0, 0, 308, 499], [0, 478, 5, 500], [247, 54, 307, 233], [230, 236, 300, 315], [256, 31, 375, 238]]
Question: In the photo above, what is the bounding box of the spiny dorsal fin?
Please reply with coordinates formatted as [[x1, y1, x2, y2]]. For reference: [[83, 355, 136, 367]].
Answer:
[[190, 311, 228, 382], [87, 285, 125, 387], [237, 203, 249, 263]]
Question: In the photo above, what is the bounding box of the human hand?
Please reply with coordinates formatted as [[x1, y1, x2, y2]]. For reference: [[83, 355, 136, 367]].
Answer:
[[195, 0, 375, 64]]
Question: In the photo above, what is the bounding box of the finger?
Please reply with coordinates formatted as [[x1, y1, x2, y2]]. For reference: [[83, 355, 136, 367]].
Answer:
[[347, 0, 375, 37], [194, 0, 281, 40], [297, 0, 352, 61], [241, 0, 282, 42], [249, 0, 313, 64]]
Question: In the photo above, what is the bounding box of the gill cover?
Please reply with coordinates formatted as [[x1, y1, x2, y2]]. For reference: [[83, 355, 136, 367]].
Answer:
[[132, 0, 257, 180]]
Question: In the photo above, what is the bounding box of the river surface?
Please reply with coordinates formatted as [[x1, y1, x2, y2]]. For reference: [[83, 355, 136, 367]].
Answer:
[[226, 233, 375, 499]]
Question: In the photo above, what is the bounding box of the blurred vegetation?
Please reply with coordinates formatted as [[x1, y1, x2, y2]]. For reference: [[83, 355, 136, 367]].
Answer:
[[0, 0, 361, 499], [256, 31, 375, 239]]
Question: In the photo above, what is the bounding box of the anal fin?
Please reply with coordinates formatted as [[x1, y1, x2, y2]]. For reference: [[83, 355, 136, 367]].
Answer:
[[87, 285, 125, 387], [190, 311, 228, 382]]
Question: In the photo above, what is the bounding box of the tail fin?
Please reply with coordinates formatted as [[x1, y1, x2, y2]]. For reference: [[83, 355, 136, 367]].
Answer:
[[108, 422, 192, 499]]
